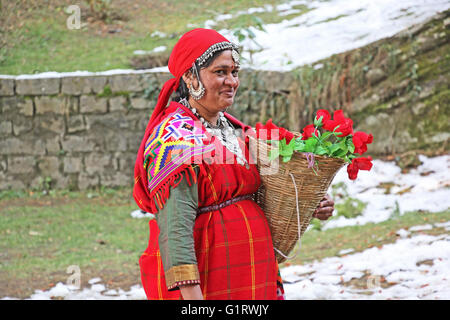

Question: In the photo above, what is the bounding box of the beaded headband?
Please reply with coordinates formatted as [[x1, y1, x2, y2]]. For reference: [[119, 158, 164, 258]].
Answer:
[[196, 41, 240, 67]]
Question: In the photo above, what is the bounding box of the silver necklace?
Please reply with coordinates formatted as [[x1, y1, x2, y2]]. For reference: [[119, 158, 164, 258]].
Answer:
[[179, 98, 247, 166]]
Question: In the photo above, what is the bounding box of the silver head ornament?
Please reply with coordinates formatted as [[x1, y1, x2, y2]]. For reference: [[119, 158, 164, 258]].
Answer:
[[231, 49, 240, 67]]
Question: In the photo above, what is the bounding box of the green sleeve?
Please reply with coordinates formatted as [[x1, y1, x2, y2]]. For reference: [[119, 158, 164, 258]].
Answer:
[[156, 166, 200, 290]]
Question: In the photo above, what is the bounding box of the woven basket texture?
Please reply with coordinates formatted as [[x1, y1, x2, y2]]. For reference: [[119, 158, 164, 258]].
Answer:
[[251, 136, 345, 263]]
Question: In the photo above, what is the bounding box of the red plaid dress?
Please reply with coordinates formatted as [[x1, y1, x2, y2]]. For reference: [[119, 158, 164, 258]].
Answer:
[[138, 102, 283, 300]]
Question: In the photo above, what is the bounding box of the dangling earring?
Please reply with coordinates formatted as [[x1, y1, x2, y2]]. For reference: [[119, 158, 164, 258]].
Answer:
[[188, 82, 205, 100], [189, 64, 205, 100]]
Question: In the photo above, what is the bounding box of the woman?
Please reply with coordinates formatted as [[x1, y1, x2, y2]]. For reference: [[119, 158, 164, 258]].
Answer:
[[133, 28, 335, 300]]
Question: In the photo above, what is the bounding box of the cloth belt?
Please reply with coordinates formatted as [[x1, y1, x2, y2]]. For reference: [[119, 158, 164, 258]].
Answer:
[[196, 194, 255, 214]]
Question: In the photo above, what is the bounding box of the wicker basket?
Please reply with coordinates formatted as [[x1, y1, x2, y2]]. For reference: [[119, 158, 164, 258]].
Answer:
[[250, 135, 346, 263]]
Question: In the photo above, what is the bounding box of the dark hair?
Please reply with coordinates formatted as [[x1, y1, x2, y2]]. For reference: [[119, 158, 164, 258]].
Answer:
[[172, 49, 230, 102]]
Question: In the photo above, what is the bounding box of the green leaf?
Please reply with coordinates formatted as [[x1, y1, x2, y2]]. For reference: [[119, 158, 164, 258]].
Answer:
[[346, 137, 355, 153], [332, 124, 341, 134], [279, 148, 292, 157], [328, 144, 341, 155], [314, 116, 322, 127], [304, 138, 318, 152], [315, 146, 328, 155], [319, 131, 333, 142], [282, 155, 292, 162], [294, 140, 306, 152], [286, 138, 296, 152], [335, 148, 348, 157]]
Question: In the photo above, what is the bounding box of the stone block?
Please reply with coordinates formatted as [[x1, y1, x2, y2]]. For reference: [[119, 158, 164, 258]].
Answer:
[[18, 98, 34, 116], [425, 132, 450, 144], [67, 115, 86, 133], [62, 77, 85, 95], [0, 172, 26, 190], [0, 121, 13, 136], [109, 74, 144, 93], [88, 76, 108, 93], [63, 157, 83, 173], [366, 68, 387, 85], [261, 71, 295, 93], [12, 116, 33, 136], [84, 113, 130, 130], [0, 157, 6, 172], [118, 153, 137, 172], [64, 95, 79, 114], [109, 96, 128, 112], [100, 171, 132, 188], [136, 113, 151, 131], [61, 76, 107, 95], [61, 135, 96, 153], [8, 156, 36, 174], [0, 137, 46, 155], [0, 96, 18, 113], [61, 77, 89, 95], [130, 97, 150, 110], [53, 175, 72, 189], [80, 95, 107, 114], [30, 172, 69, 190], [84, 153, 111, 175], [16, 78, 60, 95], [126, 132, 143, 152], [44, 136, 62, 155], [357, 113, 395, 154], [152, 72, 172, 84], [38, 115, 66, 134], [105, 133, 127, 152], [37, 156, 60, 175], [78, 172, 99, 189], [35, 96, 68, 115], [0, 78, 15, 96]]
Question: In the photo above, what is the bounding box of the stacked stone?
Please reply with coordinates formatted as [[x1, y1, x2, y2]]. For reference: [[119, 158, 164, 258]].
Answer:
[[0, 72, 172, 191]]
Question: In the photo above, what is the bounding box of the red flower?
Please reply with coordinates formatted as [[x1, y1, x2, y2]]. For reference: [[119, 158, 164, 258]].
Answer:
[[323, 110, 354, 137], [279, 127, 295, 144], [315, 109, 331, 125], [255, 119, 277, 140], [352, 131, 373, 155], [255, 119, 294, 143], [301, 124, 319, 140], [347, 156, 373, 180]]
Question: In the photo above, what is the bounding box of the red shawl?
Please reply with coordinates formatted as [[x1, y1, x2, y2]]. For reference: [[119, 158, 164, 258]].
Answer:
[[133, 29, 236, 213]]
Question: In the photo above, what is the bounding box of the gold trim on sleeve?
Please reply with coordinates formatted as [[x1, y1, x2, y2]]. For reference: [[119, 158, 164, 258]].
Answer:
[[165, 264, 200, 289]]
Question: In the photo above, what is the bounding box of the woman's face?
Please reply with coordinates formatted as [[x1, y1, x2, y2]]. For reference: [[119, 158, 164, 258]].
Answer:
[[188, 50, 240, 114]]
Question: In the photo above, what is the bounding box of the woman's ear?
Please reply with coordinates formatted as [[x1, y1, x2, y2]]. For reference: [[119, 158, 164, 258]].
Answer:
[[182, 70, 194, 87]]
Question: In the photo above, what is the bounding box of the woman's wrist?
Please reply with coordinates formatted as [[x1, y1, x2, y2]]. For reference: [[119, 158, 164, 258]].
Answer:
[[179, 284, 204, 300]]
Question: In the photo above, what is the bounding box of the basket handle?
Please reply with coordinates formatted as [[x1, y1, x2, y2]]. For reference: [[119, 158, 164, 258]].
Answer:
[[273, 173, 302, 260]]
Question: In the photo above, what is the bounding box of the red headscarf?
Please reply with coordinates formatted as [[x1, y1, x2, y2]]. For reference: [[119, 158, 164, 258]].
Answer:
[[133, 28, 233, 213]]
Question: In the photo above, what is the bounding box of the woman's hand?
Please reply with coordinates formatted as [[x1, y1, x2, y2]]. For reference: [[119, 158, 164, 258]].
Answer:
[[312, 194, 335, 221]]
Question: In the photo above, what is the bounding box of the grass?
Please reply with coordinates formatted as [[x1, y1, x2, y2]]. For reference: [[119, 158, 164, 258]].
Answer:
[[1, 0, 293, 75], [0, 187, 146, 298], [1, 187, 449, 298]]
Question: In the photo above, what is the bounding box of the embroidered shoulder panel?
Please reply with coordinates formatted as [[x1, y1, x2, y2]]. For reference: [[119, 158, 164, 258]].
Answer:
[[143, 107, 214, 194]]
